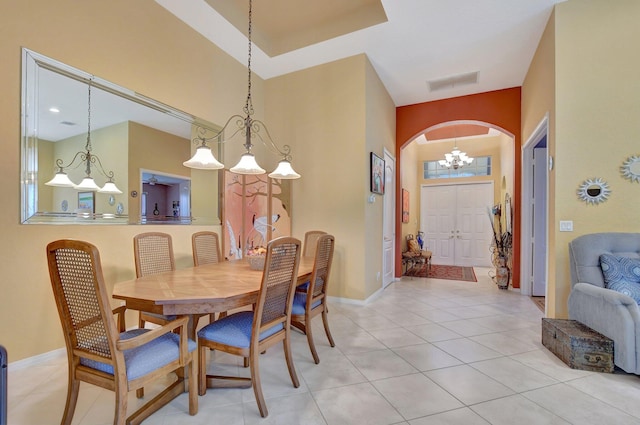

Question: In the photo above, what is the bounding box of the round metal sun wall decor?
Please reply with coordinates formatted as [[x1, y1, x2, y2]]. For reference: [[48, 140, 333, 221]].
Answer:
[[577, 178, 611, 205], [621, 155, 640, 183]]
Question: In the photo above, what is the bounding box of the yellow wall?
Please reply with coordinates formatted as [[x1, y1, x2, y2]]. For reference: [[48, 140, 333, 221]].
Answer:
[[523, 0, 640, 318], [1, 0, 245, 361], [522, 8, 557, 315], [364, 57, 397, 297], [265, 55, 395, 300], [400, 142, 419, 250], [550, 0, 640, 318], [2, 1, 396, 362]]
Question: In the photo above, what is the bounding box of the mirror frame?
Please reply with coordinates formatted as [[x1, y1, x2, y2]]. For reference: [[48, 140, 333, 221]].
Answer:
[[621, 155, 640, 183], [20, 48, 220, 224], [577, 177, 611, 205]]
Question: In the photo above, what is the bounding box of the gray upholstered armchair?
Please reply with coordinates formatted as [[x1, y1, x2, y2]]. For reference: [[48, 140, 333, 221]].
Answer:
[[568, 232, 640, 374]]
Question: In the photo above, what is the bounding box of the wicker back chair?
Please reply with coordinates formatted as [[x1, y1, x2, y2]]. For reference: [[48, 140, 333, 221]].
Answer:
[[133, 232, 178, 329], [47, 239, 197, 425], [291, 234, 336, 363], [191, 231, 222, 266], [302, 230, 327, 258], [197, 236, 302, 417], [134, 232, 175, 277]]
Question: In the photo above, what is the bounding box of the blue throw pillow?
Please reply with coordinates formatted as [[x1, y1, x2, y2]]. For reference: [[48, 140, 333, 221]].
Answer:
[[600, 254, 640, 303]]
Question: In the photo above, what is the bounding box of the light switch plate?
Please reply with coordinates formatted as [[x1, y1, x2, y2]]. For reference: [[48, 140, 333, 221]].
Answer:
[[560, 220, 573, 232]]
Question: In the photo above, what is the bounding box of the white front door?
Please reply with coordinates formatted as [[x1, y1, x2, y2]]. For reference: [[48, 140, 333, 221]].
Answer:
[[422, 185, 456, 265], [382, 150, 395, 288], [421, 183, 493, 267]]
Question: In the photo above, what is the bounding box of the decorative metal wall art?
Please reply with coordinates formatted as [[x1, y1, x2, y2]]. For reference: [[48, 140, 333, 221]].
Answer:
[[577, 177, 611, 205]]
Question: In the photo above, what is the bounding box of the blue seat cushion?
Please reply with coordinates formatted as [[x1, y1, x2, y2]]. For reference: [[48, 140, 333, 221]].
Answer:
[[292, 292, 322, 315], [80, 328, 196, 381], [197, 311, 283, 348], [297, 281, 310, 291], [600, 254, 640, 303]]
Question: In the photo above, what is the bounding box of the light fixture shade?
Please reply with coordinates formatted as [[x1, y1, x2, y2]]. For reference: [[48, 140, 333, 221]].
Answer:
[[269, 160, 301, 179], [183, 146, 224, 170], [45, 172, 76, 187], [74, 177, 101, 191], [99, 181, 123, 194], [230, 153, 266, 175]]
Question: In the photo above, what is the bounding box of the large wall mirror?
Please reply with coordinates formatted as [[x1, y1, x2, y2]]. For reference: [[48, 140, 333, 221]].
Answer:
[[21, 48, 221, 224]]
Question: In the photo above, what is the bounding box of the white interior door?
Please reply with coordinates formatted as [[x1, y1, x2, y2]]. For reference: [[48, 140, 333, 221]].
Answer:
[[421, 183, 493, 267], [532, 147, 548, 296], [382, 150, 395, 287]]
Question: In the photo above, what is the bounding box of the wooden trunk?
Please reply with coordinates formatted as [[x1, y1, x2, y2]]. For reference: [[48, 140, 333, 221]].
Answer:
[[541, 318, 614, 373]]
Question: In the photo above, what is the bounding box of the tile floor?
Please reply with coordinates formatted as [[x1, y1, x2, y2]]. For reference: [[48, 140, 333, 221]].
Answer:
[[8, 267, 640, 424]]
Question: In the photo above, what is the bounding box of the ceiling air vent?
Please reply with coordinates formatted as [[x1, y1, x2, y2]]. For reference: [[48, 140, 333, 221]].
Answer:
[[428, 71, 479, 92]]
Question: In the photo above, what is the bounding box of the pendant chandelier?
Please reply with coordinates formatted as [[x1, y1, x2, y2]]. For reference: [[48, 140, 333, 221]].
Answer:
[[183, 0, 300, 179], [45, 77, 122, 193], [438, 144, 473, 170]]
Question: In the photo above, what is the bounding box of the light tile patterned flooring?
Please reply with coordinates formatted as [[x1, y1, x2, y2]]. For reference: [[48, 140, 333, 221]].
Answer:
[[8, 267, 640, 424]]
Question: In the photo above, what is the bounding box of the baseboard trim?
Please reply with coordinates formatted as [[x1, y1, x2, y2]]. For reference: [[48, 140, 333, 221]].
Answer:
[[327, 285, 386, 306], [9, 347, 65, 371]]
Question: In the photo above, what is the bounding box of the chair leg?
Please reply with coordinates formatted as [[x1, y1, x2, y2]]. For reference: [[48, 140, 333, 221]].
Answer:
[[188, 357, 198, 415], [321, 309, 335, 347], [249, 347, 268, 417], [136, 388, 144, 398], [114, 384, 128, 425], [244, 357, 250, 368], [305, 315, 320, 364], [283, 331, 300, 388], [198, 346, 207, 396], [61, 373, 80, 425]]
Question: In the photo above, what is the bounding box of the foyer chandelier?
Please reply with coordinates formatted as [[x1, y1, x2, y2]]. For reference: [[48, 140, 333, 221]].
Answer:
[[183, 0, 300, 179], [45, 78, 123, 193], [438, 145, 473, 170]]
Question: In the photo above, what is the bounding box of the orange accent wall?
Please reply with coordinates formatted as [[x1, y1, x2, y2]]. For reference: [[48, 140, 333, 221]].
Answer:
[[395, 87, 522, 288]]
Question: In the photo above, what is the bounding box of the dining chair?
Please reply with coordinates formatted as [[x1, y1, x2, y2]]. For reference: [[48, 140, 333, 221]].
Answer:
[[46, 239, 197, 425], [197, 236, 302, 418], [192, 231, 224, 323], [191, 231, 222, 266], [291, 234, 336, 364], [133, 232, 178, 329], [302, 230, 327, 258]]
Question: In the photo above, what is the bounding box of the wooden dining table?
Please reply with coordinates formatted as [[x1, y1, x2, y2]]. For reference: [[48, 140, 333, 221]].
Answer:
[[112, 257, 315, 339]]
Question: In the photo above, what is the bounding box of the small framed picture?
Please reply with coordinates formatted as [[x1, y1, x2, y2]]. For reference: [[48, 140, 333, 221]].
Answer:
[[77, 191, 95, 213], [370, 152, 385, 195], [402, 189, 410, 223]]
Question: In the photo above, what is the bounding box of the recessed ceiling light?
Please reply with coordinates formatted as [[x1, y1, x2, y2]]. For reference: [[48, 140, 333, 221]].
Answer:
[[49, 107, 60, 113]]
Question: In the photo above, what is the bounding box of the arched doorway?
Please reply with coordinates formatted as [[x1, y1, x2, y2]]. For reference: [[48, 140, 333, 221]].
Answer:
[[395, 87, 522, 287], [402, 122, 515, 270]]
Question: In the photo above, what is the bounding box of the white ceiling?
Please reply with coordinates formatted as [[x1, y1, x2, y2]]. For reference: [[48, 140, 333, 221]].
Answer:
[[36, 1, 566, 143], [156, 0, 566, 107]]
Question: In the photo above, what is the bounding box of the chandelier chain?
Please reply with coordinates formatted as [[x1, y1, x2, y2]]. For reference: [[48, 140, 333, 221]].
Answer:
[[86, 77, 93, 152], [244, 0, 254, 117]]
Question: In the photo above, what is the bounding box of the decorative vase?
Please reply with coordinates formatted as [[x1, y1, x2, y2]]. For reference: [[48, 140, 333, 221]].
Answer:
[[495, 256, 509, 289]]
